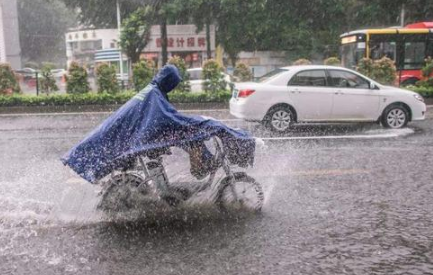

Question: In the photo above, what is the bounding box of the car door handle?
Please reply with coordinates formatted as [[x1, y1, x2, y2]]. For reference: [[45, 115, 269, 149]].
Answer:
[[335, 91, 343, 95]]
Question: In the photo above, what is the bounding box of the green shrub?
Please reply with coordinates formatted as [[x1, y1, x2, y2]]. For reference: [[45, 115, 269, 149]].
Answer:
[[372, 57, 397, 85], [357, 58, 375, 77], [416, 77, 433, 88], [132, 59, 155, 92], [202, 59, 227, 93], [233, 62, 253, 82], [168, 90, 231, 103], [357, 57, 396, 85], [293, 58, 312, 65], [66, 62, 90, 94], [95, 63, 119, 94], [168, 56, 190, 92], [0, 63, 20, 95], [324, 57, 341, 66], [0, 90, 232, 107], [422, 57, 433, 78], [39, 64, 58, 95]]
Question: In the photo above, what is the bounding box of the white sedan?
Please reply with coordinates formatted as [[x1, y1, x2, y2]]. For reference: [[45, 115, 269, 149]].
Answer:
[[230, 65, 426, 132], [187, 68, 232, 93]]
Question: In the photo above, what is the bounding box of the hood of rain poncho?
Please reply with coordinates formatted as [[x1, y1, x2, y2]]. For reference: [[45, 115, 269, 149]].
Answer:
[[61, 65, 255, 183], [151, 64, 181, 99]]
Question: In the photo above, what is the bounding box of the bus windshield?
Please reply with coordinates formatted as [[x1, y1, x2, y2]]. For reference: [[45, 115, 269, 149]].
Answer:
[[341, 42, 365, 69]]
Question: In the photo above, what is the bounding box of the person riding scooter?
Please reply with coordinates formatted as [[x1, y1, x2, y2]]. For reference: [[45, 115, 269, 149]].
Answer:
[[62, 65, 255, 184]]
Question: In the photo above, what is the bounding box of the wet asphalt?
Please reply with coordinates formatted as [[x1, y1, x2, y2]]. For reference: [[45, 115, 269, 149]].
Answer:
[[1, 109, 433, 275]]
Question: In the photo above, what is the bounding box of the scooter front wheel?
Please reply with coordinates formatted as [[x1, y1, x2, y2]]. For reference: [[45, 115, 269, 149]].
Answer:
[[216, 172, 264, 212]]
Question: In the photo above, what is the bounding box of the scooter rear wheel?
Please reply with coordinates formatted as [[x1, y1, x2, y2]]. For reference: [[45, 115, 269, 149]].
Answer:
[[97, 172, 150, 212]]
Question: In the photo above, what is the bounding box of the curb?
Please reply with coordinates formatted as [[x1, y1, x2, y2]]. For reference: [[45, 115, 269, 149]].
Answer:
[[0, 102, 229, 115], [0, 103, 431, 115]]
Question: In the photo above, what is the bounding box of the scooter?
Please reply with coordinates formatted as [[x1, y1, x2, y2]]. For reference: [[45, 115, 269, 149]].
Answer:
[[97, 137, 264, 213]]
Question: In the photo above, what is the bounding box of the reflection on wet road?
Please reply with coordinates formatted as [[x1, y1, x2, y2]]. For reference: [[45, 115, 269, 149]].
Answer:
[[1, 109, 433, 274]]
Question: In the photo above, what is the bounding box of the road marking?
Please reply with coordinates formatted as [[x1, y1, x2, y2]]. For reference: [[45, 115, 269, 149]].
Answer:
[[290, 169, 369, 177], [259, 129, 414, 141]]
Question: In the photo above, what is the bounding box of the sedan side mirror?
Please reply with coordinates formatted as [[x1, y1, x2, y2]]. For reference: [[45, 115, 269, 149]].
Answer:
[[370, 82, 378, 90]]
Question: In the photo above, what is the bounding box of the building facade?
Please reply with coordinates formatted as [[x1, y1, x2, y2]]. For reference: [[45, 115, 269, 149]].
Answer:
[[0, 0, 22, 69], [65, 24, 216, 72]]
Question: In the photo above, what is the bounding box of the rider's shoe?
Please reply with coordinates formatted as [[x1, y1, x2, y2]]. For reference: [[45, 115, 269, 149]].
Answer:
[[190, 157, 217, 180]]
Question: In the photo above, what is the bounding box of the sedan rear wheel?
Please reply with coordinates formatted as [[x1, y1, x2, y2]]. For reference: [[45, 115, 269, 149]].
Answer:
[[266, 107, 294, 132]]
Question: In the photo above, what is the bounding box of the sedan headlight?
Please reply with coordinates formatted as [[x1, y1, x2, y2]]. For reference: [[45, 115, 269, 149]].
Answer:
[[414, 94, 425, 102]]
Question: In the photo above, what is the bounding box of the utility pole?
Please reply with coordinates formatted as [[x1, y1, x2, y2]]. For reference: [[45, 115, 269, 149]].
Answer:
[[400, 4, 406, 27], [117, 0, 125, 88]]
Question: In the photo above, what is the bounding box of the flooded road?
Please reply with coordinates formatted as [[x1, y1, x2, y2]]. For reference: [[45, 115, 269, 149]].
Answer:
[[1, 109, 433, 274]]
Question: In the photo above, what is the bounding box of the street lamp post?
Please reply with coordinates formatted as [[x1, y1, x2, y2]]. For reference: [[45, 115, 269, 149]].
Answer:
[[117, 0, 125, 89]]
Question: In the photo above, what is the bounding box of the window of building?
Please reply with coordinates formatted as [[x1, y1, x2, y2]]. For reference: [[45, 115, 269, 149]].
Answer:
[[94, 40, 102, 50]]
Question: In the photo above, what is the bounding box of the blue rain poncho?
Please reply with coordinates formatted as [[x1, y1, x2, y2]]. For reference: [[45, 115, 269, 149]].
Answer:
[[61, 65, 255, 183]]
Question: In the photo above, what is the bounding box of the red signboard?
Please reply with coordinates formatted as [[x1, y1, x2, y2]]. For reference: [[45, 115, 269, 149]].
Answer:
[[155, 37, 206, 48]]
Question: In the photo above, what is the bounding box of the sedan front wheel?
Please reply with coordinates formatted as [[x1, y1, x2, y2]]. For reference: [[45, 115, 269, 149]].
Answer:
[[381, 105, 409, 129]]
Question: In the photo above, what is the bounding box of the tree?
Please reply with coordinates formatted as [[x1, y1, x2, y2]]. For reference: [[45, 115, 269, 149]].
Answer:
[[215, 0, 265, 66], [132, 59, 155, 91], [64, 0, 142, 28], [120, 6, 154, 64], [354, 0, 433, 28], [181, 0, 221, 59], [18, 0, 76, 65]]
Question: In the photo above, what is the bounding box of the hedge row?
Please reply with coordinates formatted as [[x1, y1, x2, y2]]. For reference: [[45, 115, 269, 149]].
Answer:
[[0, 91, 232, 107]]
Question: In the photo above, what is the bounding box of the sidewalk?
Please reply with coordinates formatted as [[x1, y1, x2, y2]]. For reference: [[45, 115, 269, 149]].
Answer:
[[0, 102, 229, 114]]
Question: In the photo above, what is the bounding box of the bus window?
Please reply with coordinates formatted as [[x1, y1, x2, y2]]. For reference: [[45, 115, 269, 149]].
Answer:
[[341, 43, 365, 69], [404, 42, 426, 69], [427, 39, 433, 59], [370, 42, 397, 61]]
